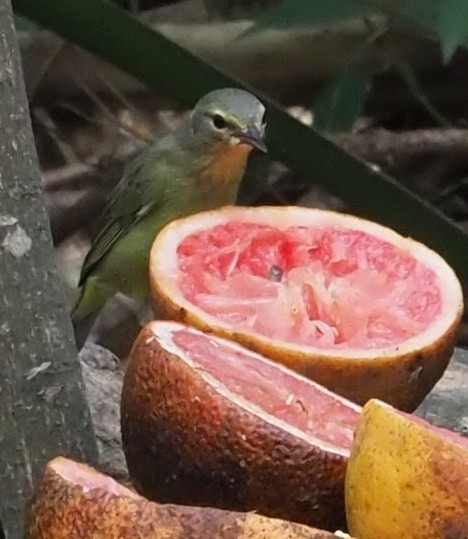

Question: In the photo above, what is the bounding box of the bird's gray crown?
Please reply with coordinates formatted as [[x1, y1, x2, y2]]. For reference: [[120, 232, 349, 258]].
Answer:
[[193, 88, 266, 124]]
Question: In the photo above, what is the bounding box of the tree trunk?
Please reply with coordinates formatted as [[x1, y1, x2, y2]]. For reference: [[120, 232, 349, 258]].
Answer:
[[0, 2, 98, 537]]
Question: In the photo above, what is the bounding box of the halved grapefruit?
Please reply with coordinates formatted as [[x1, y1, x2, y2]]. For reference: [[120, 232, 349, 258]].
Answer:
[[27, 456, 349, 538], [345, 399, 468, 538], [150, 205, 463, 411], [121, 320, 361, 531]]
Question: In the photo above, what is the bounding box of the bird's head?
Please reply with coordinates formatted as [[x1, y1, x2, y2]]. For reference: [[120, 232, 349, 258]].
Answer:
[[190, 88, 267, 153]]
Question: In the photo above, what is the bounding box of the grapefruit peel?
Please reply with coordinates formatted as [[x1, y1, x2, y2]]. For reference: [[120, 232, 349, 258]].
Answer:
[[345, 399, 468, 539], [121, 320, 360, 531], [27, 456, 351, 539], [150, 206, 463, 410], [146, 320, 361, 455]]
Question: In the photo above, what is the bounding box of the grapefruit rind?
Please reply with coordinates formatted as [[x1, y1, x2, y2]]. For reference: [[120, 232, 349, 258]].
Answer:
[[27, 457, 348, 539], [345, 399, 468, 539], [121, 320, 356, 531], [150, 206, 463, 410], [149, 321, 361, 457]]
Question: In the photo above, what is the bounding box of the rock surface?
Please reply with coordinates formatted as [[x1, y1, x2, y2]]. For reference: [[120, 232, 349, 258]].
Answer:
[[79, 344, 128, 483], [416, 347, 468, 436]]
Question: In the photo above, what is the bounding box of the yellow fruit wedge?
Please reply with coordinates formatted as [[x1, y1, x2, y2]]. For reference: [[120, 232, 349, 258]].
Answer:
[[345, 399, 468, 538]]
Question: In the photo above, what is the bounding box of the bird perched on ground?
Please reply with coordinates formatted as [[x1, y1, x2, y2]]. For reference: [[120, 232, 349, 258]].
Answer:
[[71, 88, 267, 349]]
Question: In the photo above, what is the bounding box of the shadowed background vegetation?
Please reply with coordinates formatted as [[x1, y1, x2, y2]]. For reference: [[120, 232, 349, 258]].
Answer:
[[11, 0, 468, 355]]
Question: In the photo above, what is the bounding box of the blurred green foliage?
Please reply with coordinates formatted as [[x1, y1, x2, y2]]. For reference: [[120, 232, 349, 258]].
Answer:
[[244, 0, 376, 32], [244, 0, 468, 133], [12, 0, 468, 282], [314, 64, 375, 132], [400, 0, 468, 62]]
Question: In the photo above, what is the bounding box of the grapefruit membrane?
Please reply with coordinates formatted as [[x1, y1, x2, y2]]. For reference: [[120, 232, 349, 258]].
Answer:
[[121, 321, 361, 530], [150, 206, 464, 410]]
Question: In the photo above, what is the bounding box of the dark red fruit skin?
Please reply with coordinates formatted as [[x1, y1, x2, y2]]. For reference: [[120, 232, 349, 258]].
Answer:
[[121, 323, 349, 532]]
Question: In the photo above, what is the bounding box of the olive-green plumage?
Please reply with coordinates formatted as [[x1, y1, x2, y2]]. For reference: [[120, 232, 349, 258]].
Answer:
[[72, 88, 267, 348]]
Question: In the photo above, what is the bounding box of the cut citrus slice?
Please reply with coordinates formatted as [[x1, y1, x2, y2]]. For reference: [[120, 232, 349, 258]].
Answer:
[[345, 399, 468, 538], [121, 320, 361, 531], [27, 457, 349, 538], [150, 205, 463, 410]]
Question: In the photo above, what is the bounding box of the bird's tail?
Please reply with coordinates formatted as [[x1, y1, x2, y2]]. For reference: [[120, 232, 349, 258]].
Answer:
[[71, 278, 111, 350]]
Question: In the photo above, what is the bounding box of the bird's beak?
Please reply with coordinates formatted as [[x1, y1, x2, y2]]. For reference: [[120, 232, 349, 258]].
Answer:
[[238, 126, 267, 153]]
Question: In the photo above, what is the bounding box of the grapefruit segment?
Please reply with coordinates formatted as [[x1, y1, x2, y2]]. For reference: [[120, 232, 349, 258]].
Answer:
[[121, 321, 361, 531], [150, 206, 463, 410], [27, 457, 349, 539], [177, 223, 439, 349], [171, 328, 356, 448], [345, 399, 468, 539]]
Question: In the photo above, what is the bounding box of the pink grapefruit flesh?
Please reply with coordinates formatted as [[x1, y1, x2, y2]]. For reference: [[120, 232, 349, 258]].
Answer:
[[172, 328, 357, 448], [177, 222, 440, 349], [54, 457, 140, 498]]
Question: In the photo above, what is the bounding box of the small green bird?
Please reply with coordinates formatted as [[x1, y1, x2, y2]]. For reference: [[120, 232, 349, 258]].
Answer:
[[71, 88, 267, 348]]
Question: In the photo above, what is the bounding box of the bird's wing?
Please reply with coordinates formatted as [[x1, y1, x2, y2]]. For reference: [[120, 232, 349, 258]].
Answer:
[[78, 151, 161, 286]]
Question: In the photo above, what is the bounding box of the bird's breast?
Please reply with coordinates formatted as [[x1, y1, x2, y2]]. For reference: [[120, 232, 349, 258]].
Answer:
[[199, 143, 252, 187]]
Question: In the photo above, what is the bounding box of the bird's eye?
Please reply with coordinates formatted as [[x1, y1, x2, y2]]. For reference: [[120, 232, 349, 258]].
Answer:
[[212, 114, 227, 129]]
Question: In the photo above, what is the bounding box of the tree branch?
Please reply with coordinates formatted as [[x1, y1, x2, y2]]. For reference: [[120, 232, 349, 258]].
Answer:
[[0, 2, 98, 537]]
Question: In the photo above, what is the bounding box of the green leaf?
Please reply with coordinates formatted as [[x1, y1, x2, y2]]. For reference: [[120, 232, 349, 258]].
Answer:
[[12, 0, 468, 284], [399, 0, 468, 62], [248, 0, 378, 32], [314, 64, 374, 132]]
